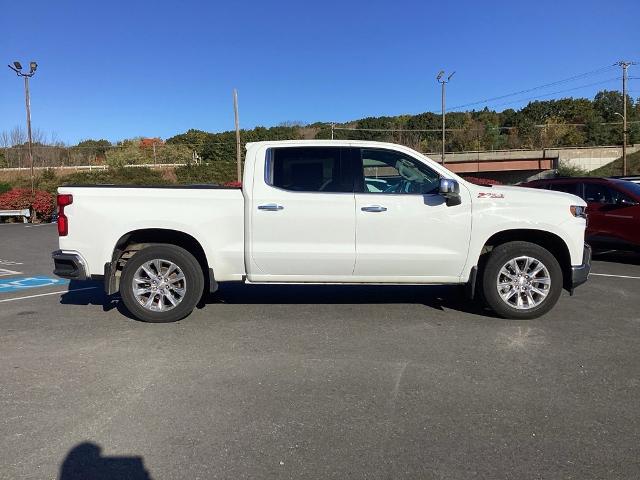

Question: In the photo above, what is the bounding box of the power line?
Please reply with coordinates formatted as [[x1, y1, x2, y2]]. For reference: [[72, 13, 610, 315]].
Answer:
[[449, 65, 618, 111], [479, 77, 620, 109], [334, 127, 442, 132], [331, 119, 640, 134]]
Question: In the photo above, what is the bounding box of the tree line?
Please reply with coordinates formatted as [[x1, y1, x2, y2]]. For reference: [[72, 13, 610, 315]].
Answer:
[[165, 90, 640, 162], [2, 90, 639, 169]]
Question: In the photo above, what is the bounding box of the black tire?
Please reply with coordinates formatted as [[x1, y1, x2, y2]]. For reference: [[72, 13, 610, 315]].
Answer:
[[481, 241, 563, 320], [120, 245, 204, 323]]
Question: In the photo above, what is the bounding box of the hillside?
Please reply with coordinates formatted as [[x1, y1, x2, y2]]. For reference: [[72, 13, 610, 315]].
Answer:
[[590, 150, 640, 176], [166, 90, 640, 163]]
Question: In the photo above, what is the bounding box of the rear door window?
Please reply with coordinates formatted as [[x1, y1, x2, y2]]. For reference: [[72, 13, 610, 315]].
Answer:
[[266, 147, 355, 193]]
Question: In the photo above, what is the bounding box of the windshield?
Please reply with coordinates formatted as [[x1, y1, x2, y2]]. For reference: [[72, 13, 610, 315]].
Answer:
[[617, 180, 640, 199]]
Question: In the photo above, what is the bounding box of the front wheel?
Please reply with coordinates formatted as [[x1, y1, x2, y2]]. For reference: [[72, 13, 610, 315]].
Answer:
[[120, 245, 204, 322], [481, 241, 563, 320]]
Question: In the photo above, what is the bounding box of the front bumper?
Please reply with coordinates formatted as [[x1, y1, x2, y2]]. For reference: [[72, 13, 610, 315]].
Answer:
[[52, 250, 88, 281], [570, 243, 591, 290]]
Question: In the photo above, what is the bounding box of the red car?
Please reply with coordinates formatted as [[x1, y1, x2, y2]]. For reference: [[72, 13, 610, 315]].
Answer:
[[522, 177, 640, 252]]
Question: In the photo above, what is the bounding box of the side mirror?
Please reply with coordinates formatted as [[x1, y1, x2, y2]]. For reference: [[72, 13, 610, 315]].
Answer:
[[439, 178, 461, 206], [618, 197, 639, 207]]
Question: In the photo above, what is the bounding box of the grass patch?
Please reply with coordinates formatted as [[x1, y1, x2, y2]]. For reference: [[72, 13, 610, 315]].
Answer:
[[590, 150, 640, 177], [175, 162, 237, 184], [556, 162, 589, 177], [4, 163, 238, 193]]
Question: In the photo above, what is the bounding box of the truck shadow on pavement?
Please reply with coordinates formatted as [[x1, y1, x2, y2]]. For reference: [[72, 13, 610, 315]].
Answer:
[[60, 280, 498, 320], [60, 281, 120, 312], [205, 283, 498, 318], [59, 442, 152, 480]]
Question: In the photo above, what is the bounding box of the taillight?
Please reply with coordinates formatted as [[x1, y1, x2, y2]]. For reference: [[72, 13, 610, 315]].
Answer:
[[57, 194, 73, 236]]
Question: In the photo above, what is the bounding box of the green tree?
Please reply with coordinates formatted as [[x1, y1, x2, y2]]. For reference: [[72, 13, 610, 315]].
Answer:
[[105, 144, 143, 168], [157, 144, 193, 164], [593, 90, 633, 122], [74, 139, 111, 156]]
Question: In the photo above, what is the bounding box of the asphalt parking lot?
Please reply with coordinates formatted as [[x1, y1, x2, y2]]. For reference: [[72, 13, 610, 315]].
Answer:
[[1, 223, 639, 479]]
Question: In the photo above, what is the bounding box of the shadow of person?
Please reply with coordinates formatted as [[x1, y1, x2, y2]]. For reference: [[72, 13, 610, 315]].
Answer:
[[59, 442, 153, 480]]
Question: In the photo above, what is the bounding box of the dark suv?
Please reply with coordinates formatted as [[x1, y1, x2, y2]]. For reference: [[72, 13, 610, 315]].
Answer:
[[522, 177, 640, 252]]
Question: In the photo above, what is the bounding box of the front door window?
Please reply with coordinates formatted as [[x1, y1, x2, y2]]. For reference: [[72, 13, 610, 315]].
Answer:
[[360, 149, 440, 195]]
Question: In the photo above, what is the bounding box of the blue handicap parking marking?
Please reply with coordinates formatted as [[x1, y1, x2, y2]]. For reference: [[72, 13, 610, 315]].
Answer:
[[0, 276, 69, 293]]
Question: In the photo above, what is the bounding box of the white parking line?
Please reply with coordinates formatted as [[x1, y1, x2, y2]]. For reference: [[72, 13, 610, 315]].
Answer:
[[591, 273, 640, 280], [0, 287, 98, 303], [0, 268, 22, 277], [0, 259, 23, 266]]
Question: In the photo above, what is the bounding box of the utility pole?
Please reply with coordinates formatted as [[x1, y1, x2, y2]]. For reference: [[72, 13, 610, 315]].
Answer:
[[7, 61, 38, 194], [436, 70, 455, 165], [233, 89, 242, 182], [616, 61, 636, 176]]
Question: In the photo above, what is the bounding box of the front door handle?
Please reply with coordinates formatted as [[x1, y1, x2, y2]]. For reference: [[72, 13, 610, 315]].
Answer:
[[361, 205, 387, 213], [258, 203, 284, 211]]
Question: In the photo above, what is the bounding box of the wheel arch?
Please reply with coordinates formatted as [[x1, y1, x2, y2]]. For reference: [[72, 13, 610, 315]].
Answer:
[[475, 229, 572, 293], [107, 228, 216, 295]]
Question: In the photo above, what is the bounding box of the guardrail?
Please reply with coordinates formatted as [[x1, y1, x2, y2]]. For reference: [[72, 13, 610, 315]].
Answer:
[[0, 208, 30, 223], [0, 163, 189, 172]]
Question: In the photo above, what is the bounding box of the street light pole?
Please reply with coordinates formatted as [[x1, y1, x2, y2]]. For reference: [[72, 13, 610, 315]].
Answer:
[[8, 61, 38, 194], [614, 111, 626, 175], [24, 76, 34, 189], [616, 60, 637, 176], [233, 89, 242, 183], [441, 80, 446, 162], [436, 70, 455, 165]]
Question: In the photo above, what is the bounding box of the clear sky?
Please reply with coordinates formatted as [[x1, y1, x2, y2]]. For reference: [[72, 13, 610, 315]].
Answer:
[[1, 0, 638, 144]]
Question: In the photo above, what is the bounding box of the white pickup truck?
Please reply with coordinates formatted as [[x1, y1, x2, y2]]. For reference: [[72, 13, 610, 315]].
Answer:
[[52, 140, 591, 322]]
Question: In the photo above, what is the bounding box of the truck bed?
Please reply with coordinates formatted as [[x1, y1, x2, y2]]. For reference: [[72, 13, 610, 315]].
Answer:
[[57, 185, 246, 281], [61, 184, 241, 189]]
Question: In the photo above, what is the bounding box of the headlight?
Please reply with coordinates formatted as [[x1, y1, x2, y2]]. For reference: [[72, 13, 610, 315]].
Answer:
[[570, 205, 587, 218]]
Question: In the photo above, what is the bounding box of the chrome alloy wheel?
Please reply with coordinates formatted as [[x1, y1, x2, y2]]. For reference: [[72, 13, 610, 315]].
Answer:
[[496, 256, 551, 310], [132, 259, 186, 312]]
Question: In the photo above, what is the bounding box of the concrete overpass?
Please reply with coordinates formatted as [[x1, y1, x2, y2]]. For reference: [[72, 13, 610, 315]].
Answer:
[[428, 144, 640, 182]]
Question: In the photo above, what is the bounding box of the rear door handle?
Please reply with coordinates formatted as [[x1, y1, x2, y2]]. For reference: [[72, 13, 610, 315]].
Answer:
[[361, 205, 387, 213], [258, 203, 284, 211]]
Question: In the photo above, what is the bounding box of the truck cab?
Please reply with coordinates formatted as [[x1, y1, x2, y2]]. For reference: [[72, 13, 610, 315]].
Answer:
[[246, 142, 471, 283]]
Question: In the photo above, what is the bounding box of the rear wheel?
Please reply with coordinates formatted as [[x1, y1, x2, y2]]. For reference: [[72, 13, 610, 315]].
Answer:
[[120, 245, 204, 322], [481, 241, 563, 320]]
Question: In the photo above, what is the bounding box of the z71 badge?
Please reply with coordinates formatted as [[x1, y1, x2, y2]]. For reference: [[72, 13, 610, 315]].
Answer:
[[477, 192, 505, 199]]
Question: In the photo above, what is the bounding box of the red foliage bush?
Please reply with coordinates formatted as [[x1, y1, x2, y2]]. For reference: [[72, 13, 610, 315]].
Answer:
[[0, 188, 55, 220], [222, 181, 242, 188], [32, 190, 56, 218], [0, 188, 32, 210]]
